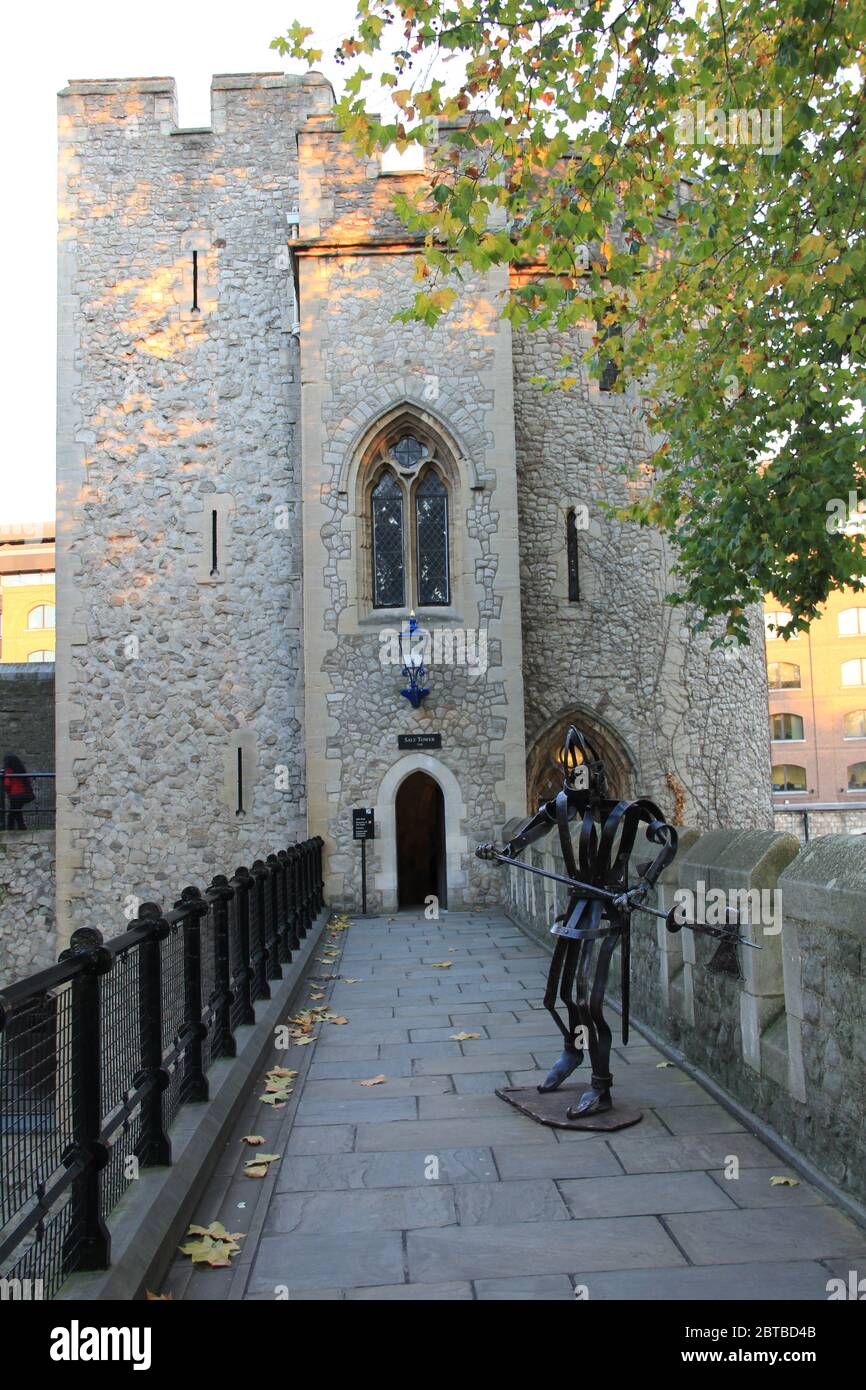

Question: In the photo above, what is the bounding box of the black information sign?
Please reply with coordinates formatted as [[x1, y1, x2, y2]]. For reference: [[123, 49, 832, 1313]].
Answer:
[[397, 733, 442, 750], [352, 807, 375, 841]]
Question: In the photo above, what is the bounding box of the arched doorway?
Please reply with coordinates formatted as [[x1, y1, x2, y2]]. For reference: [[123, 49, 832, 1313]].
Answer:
[[396, 771, 447, 909]]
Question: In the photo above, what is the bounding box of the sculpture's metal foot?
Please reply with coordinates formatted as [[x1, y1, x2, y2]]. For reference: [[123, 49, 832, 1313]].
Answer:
[[537, 1046, 583, 1093], [566, 1085, 612, 1119]]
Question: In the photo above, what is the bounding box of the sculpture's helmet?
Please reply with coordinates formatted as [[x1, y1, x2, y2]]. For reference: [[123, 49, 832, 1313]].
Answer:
[[561, 726, 608, 797]]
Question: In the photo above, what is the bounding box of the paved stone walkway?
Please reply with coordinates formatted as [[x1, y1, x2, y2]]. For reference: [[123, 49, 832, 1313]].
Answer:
[[165, 910, 866, 1301]]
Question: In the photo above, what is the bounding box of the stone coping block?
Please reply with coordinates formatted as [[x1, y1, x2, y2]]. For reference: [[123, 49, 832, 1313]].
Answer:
[[56, 910, 329, 1302], [628, 826, 701, 886], [778, 833, 866, 938], [674, 828, 799, 893]]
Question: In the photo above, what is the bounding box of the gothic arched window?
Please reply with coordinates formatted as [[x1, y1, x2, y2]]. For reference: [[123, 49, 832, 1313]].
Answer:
[[415, 469, 449, 606], [371, 470, 405, 608]]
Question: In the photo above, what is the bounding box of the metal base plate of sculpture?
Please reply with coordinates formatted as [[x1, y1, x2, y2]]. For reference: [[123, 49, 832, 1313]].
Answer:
[[477, 727, 760, 1132]]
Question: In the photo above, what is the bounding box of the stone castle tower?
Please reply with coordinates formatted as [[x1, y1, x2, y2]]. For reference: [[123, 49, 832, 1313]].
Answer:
[[55, 72, 772, 946]]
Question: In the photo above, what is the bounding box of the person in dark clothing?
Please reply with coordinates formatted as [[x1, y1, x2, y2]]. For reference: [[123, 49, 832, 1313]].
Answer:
[[2, 754, 33, 830]]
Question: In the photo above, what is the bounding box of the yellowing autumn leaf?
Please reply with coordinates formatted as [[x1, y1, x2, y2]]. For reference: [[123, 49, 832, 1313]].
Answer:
[[180, 1221, 244, 1267], [188, 1222, 243, 1241], [656, 1061, 673, 1069], [343, 978, 364, 984], [327, 1016, 349, 1026], [292, 1036, 316, 1046], [360, 1074, 387, 1086], [269, 1067, 297, 1079], [241, 1135, 265, 1146], [451, 1032, 481, 1042], [244, 1164, 269, 1179], [430, 961, 453, 968], [769, 1175, 800, 1187], [146, 1290, 172, 1300]]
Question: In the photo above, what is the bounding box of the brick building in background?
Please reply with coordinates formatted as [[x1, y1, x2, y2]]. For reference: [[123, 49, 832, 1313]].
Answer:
[[0, 524, 56, 664], [767, 586, 866, 839]]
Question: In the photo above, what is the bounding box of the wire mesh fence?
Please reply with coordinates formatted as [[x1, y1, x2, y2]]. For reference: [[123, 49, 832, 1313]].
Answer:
[[0, 836, 324, 1299], [0, 773, 56, 832]]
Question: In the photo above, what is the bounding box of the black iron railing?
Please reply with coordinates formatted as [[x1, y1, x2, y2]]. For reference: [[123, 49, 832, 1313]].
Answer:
[[0, 836, 324, 1298], [0, 772, 56, 832]]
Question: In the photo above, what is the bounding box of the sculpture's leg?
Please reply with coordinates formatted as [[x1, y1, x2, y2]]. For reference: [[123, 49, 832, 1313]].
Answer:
[[567, 932, 618, 1118], [537, 937, 584, 1092]]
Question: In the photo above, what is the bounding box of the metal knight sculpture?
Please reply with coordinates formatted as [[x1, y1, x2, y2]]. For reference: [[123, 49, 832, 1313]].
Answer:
[[477, 727, 758, 1128]]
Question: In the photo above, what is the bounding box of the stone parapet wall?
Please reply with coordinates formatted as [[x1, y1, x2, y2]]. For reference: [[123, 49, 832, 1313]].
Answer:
[[0, 830, 56, 984], [502, 820, 866, 1205], [774, 807, 866, 842]]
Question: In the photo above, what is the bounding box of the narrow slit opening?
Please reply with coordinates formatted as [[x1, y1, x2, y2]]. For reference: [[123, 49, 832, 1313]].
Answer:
[[236, 747, 245, 817], [567, 508, 580, 602]]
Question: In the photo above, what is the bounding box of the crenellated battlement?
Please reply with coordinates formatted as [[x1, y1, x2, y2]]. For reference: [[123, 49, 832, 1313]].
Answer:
[[58, 71, 335, 137]]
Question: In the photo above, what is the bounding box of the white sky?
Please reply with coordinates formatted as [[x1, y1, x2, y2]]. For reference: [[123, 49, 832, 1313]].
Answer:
[[1, 0, 363, 525]]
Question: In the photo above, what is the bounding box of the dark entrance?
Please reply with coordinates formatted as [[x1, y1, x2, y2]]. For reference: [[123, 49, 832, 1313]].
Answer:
[[396, 770, 447, 909]]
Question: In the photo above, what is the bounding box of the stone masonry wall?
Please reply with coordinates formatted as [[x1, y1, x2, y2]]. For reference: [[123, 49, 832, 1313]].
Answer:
[[0, 666, 55, 772], [503, 820, 866, 1205], [56, 75, 333, 948], [0, 832, 56, 984], [512, 326, 773, 829], [297, 118, 528, 910]]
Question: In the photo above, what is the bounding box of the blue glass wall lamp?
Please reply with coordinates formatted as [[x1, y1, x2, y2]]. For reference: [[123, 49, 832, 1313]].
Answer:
[[400, 611, 430, 709]]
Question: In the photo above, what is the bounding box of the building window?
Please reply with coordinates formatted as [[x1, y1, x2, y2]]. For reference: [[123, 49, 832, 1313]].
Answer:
[[361, 417, 458, 614], [415, 469, 450, 606], [848, 762, 866, 790], [767, 661, 801, 690], [27, 604, 55, 630], [770, 712, 804, 741], [371, 470, 406, 608], [843, 710, 866, 739], [841, 658, 866, 687], [370, 462, 452, 610], [764, 610, 797, 639], [838, 607, 866, 636], [771, 763, 807, 792], [27, 650, 54, 662]]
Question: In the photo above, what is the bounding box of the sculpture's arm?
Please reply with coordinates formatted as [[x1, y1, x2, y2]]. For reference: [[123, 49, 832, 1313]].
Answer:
[[476, 796, 565, 862], [611, 801, 678, 914]]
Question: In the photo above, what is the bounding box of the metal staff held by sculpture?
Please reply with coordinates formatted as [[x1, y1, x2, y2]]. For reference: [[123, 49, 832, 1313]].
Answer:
[[476, 727, 759, 1127]]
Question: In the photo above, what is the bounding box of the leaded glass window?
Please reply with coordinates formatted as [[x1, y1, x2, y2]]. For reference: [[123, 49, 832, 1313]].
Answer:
[[415, 470, 449, 606], [392, 434, 424, 470], [372, 470, 405, 608]]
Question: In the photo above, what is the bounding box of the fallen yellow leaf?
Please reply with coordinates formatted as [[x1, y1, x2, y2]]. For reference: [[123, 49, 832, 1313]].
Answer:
[[146, 1290, 172, 1300], [450, 1032, 481, 1042], [359, 1074, 387, 1087], [769, 1175, 800, 1187], [656, 1061, 673, 1069], [244, 1164, 269, 1179], [430, 961, 453, 969], [241, 1135, 265, 1146]]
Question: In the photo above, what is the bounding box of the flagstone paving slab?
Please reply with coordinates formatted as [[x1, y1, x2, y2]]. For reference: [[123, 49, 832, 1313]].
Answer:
[[572, 1261, 838, 1301], [170, 909, 866, 1301], [406, 1216, 686, 1281]]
